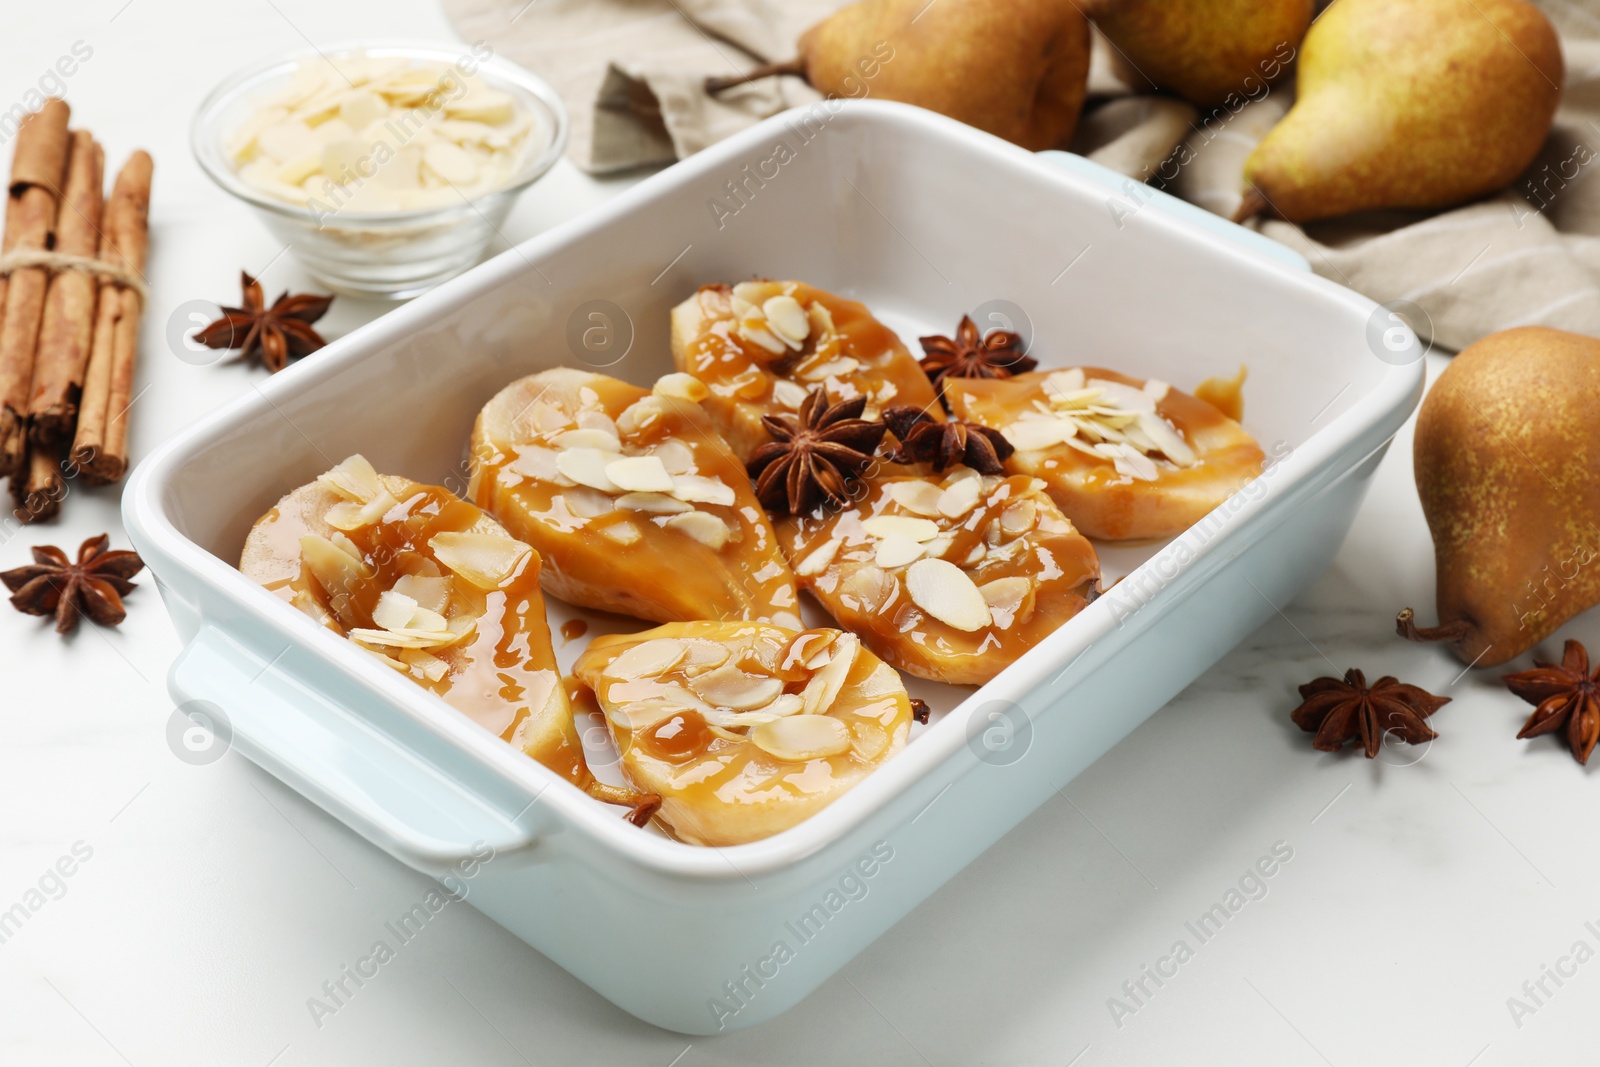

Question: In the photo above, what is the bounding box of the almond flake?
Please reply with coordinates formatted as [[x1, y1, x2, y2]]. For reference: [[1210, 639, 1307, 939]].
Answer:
[[796, 537, 843, 577], [561, 487, 617, 518], [556, 447, 619, 492], [391, 574, 450, 614], [691, 663, 784, 710], [653, 372, 709, 402], [554, 428, 622, 451], [1003, 418, 1075, 453], [429, 532, 532, 589], [325, 488, 399, 531], [751, 715, 851, 762], [399, 648, 450, 683], [738, 323, 787, 355], [606, 455, 674, 493], [372, 590, 419, 632], [874, 533, 926, 569], [510, 445, 568, 484], [771, 379, 808, 410], [889, 481, 944, 517], [800, 356, 861, 381], [1000, 499, 1038, 537], [616, 397, 667, 437], [317, 454, 383, 504], [609, 638, 689, 679], [862, 515, 940, 542], [670, 474, 736, 506], [801, 633, 857, 715], [762, 295, 810, 347], [937, 477, 982, 518], [651, 439, 696, 474], [616, 492, 692, 514], [601, 521, 642, 546], [1145, 379, 1171, 401], [906, 558, 992, 632], [665, 511, 730, 550]]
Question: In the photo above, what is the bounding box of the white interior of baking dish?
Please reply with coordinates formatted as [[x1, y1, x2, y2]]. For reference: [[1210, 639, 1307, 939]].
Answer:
[[133, 101, 1415, 874]]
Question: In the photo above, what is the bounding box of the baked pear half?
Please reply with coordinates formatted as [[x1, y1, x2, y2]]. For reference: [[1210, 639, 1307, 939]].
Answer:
[[573, 621, 912, 846], [469, 368, 800, 628], [946, 368, 1266, 541], [778, 468, 1101, 686], [240, 454, 658, 824], [670, 279, 941, 461]]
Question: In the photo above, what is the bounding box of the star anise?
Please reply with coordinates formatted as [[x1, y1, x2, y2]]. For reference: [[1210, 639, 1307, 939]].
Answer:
[[883, 405, 1014, 475], [1290, 669, 1450, 758], [918, 315, 1038, 404], [747, 389, 886, 515], [1, 534, 144, 635], [192, 271, 333, 373], [1504, 639, 1600, 765]]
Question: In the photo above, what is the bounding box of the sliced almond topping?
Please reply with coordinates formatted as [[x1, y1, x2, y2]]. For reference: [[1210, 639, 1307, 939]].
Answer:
[[606, 455, 674, 493], [937, 477, 983, 519], [796, 536, 843, 577], [665, 511, 731, 550], [691, 663, 784, 710], [800, 355, 861, 381], [577, 409, 620, 437], [751, 715, 852, 762], [317, 454, 383, 504], [1000, 499, 1038, 538], [554, 428, 622, 452], [653, 372, 710, 402], [731, 280, 769, 305], [762, 295, 811, 347], [601, 520, 642, 546], [759, 692, 805, 719], [616, 396, 667, 437], [681, 640, 732, 671], [1003, 418, 1076, 453], [616, 491, 692, 514], [1136, 412, 1196, 466], [399, 648, 450, 683], [429, 531, 533, 590], [840, 564, 892, 611], [924, 533, 955, 560], [391, 574, 450, 614], [801, 632, 857, 715], [889, 481, 944, 518], [670, 473, 736, 506], [556, 447, 620, 492], [299, 534, 369, 607], [771, 378, 808, 410], [510, 445, 568, 484], [325, 488, 399, 531], [874, 533, 926, 569], [906, 558, 992, 632], [371, 590, 419, 632], [979, 576, 1033, 613], [349, 628, 458, 650], [862, 515, 940, 542], [963, 541, 988, 566], [609, 638, 689, 680], [651, 439, 696, 475], [561, 486, 616, 518], [1145, 379, 1171, 401], [526, 401, 571, 435], [739, 323, 787, 355]]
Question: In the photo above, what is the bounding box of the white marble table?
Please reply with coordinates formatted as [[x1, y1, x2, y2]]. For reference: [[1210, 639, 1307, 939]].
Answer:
[[4, 2, 1595, 1064]]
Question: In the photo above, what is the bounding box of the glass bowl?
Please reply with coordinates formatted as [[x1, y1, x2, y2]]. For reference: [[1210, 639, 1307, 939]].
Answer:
[[192, 40, 569, 299]]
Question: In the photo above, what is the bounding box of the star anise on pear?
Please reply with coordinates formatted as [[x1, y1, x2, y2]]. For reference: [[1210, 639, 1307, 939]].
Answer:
[[1504, 639, 1600, 765], [918, 315, 1038, 405], [192, 271, 333, 373], [883, 405, 1014, 475], [1290, 668, 1450, 758], [746, 389, 886, 515], [1, 534, 144, 635]]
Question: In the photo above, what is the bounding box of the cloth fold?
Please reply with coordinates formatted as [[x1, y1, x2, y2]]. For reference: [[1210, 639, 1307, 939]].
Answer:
[[443, 0, 1600, 350]]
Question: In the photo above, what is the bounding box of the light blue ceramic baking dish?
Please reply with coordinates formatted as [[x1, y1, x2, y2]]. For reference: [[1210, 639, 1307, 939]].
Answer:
[[124, 101, 1423, 1034]]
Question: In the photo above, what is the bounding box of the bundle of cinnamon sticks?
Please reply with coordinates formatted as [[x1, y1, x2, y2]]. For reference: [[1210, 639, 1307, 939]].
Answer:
[[0, 98, 152, 524]]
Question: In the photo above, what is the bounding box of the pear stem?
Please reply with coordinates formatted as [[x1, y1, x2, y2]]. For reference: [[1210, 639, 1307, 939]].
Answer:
[[1396, 607, 1474, 645], [706, 58, 807, 95], [585, 782, 663, 827], [1232, 187, 1269, 224]]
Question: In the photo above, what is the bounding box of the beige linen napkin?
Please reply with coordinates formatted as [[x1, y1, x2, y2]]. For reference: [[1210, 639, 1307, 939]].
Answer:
[[444, 0, 1600, 349]]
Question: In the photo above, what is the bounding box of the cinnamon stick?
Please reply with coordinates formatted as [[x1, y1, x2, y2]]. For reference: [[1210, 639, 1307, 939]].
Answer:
[[72, 150, 151, 484], [0, 98, 70, 480], [10, 439, 63, 523], [28, 129, 103, 445]]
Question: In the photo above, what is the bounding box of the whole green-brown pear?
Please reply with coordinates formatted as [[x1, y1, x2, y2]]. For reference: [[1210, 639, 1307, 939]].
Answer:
[[706, 0, 1091, 151], [1239, 0, 1562, 223], [1400, 327, 1600, 668], [1091, 0, 1311, 109]]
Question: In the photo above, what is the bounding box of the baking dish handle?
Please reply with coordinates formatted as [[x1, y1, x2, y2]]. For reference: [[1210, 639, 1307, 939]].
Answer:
[[169, 625, 539, 878]]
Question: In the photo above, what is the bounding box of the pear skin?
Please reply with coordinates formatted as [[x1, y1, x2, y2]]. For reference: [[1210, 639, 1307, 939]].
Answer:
[[1092, 0, 1311, 109], [1402, 328, 1600, 668], [785, 0, 1091, 150], [1240, 0, 1561, 223]]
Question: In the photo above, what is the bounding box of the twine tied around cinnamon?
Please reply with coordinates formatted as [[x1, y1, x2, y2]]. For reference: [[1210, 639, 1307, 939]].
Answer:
[[0, 247, 147, 306]]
